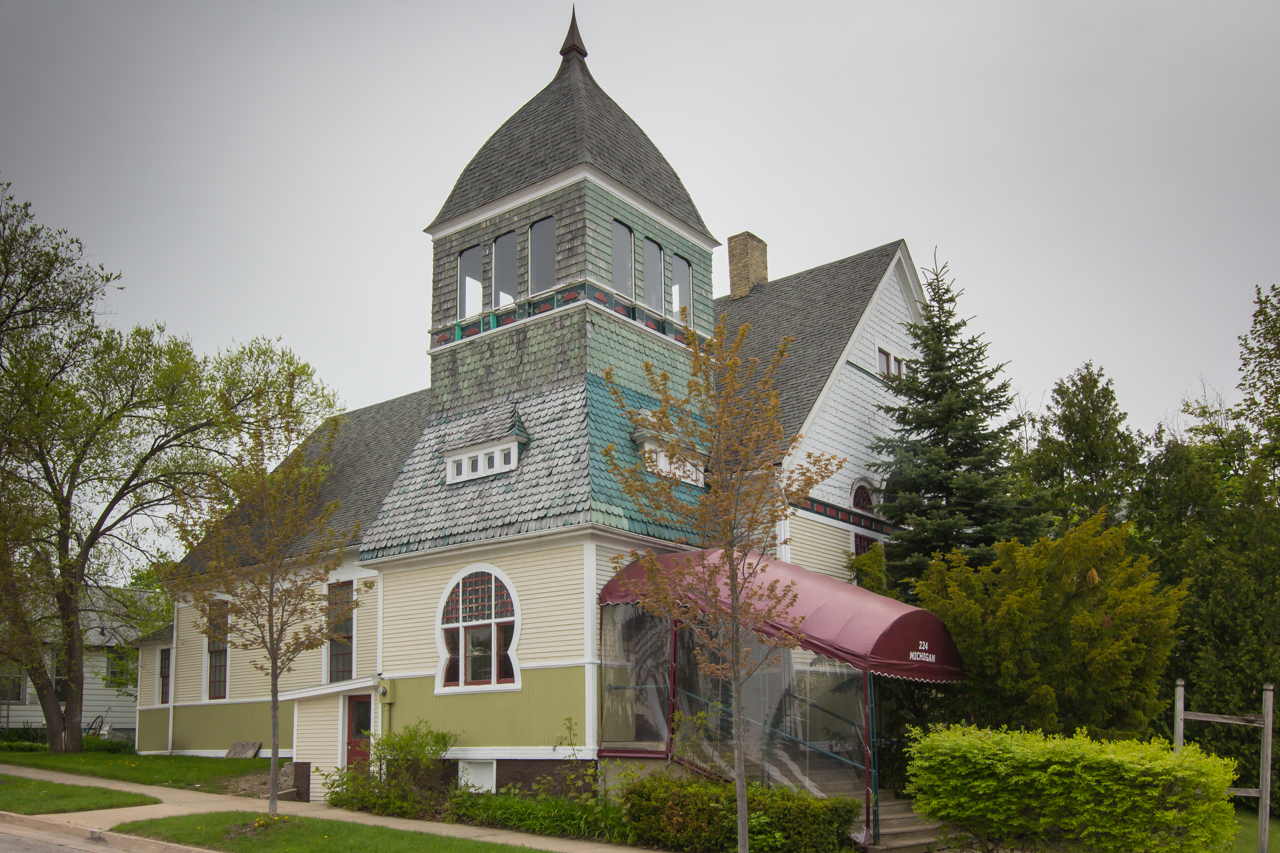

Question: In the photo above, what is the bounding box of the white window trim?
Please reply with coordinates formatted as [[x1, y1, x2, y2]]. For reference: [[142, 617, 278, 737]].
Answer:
[[445, 439, 521, 484], [639, 440, 704, 487], [434, 563, 522, 695]]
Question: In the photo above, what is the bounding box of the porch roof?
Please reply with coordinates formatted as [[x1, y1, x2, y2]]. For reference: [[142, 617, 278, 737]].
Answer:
[[600, 549, 964, 683]]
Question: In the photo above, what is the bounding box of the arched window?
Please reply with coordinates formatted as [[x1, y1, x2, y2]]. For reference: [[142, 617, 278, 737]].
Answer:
[[440, 570, 516, 688], [853, 485, 874, 512]]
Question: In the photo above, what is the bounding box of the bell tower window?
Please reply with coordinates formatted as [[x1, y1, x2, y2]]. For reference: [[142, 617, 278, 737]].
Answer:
[[530, 216, 556, 294], [642, 238, 664, 313], [459, 246, 483, 320]]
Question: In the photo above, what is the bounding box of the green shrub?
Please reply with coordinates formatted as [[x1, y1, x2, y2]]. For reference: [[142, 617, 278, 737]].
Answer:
[[907, 725, 1237, 853], [0, 729, 46, 745], [450, 789, 633, 844], [81, 736, 134, 754], [324, 720, 457, 819], [620, 775, 860, 853], [0, 741, 48, 753]]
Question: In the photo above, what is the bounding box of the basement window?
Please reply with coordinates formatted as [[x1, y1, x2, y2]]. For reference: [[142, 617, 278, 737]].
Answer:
[[446, 440, 521, 484]]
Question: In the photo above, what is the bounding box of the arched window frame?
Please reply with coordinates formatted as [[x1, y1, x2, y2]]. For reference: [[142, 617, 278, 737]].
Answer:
[[434, 564, 522, 695], [851, 479, 879, 514]]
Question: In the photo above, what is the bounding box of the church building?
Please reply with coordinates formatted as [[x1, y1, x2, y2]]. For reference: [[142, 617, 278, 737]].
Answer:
[[133, 14, 954, 824]]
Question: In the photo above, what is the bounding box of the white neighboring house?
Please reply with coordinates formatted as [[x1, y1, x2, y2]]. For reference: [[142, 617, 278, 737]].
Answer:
[[0, 593, 150, 738]]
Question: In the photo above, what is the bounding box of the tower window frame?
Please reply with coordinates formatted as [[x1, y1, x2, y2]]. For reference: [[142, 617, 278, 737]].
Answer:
[[458, 245, 484, 320], [493, 231, 518, 308], [670, 254, 691, 323], [642, 238, 664, 313], [530, 216, 557, 294], [610, 220, 635, 299]]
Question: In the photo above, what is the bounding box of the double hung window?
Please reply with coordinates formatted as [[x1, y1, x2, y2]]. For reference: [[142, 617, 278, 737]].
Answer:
[[440, 571, 516, 688], [329, 581, 353, 683], [207, 603, 228, 700], [158, 648, 171, 705]]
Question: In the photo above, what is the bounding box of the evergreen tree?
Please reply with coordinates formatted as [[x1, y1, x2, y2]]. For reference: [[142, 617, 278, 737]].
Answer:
[[874, 260, 1044, 590], [1026, 361, 1142, 529]]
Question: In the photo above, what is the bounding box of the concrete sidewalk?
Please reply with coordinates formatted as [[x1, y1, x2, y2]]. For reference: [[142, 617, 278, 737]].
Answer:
[[0, 764, 630, 853]]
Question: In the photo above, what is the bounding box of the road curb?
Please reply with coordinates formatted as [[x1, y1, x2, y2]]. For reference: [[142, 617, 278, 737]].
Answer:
[[0, 811, 211, 853]]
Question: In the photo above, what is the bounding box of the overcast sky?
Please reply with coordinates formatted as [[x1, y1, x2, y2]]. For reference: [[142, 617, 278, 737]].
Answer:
[[2, 1, 1277, 435]]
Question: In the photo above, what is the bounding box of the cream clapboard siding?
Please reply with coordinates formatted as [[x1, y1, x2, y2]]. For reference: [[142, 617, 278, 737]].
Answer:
[[355, 580, 377, 679], [173, 605, 205, 704], [137, 647, 158, 709], [789, 513, 852, 582], [80, 651, 135, 730], [382, 544, 585, 675], [295, 696, 342, 792], [279, 646, 323, 693], [227, 643, 265, 701]]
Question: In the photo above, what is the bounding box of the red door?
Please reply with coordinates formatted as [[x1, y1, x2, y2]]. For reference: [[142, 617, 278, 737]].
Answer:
[[346, 695, 372, 766]]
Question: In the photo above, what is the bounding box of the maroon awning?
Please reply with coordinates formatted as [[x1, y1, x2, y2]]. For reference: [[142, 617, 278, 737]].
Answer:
[[600, 549, 964, 683]]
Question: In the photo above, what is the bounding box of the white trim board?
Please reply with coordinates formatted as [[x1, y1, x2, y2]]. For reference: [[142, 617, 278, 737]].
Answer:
[[446, 746, 598, 760], [138, 749, 295, 759]]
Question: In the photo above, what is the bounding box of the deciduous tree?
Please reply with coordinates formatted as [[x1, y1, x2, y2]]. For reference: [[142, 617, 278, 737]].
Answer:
[[603, 314, 842, 853], [167, 353, 352, 815]]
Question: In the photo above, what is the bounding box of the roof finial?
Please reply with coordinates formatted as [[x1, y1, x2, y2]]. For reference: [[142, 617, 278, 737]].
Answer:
[[560, 7, 588, 59]]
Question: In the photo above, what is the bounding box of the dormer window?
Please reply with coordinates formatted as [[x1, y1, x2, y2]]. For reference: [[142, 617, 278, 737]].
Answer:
[[639, 440, 704, 486], [446, 439, 521, 484]]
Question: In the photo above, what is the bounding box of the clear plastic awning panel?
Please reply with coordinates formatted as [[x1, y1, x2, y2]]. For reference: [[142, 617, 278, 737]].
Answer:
[[599, 549, 964, 684]]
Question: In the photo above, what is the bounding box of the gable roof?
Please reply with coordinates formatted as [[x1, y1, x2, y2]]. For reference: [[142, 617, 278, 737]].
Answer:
[[712, 240, 904, 438], [426, 28, 713, 243]]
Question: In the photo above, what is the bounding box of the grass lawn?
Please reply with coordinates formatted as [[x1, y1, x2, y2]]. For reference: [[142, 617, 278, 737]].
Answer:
[[114, 811, 556, 853], [0, 752, 265, 793], [0, 773, 159, 815], [1234, 805, 1280, 852]]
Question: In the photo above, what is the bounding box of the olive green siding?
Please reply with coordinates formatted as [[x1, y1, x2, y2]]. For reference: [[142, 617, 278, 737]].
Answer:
[[582, 182, 713, 335], [136, 708, 170, 753], [385, 667, 585, 747], [170, 701, 294, 752]]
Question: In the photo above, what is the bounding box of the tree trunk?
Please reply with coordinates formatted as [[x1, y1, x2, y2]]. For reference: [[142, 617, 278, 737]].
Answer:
[[731, 664, 748, 853], [28, 663, 67, 753], [269, 672, 279, 816]]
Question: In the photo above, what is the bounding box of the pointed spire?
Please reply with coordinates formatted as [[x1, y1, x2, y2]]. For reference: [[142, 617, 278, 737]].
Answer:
[[560, 7, 588, 59]]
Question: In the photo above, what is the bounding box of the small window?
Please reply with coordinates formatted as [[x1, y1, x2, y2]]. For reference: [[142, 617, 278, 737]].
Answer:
[[207, 603, 229, 700], [328, 581, 353, 683], [853, 485, 874, 511], [158, 648, 171, 705], [893, 357, 903, 376], [878, 349, 892, 376], [642, 238, 664, 313], [493, 232, 517, 308], [446, 440, 521, 484], [440, 571, 517, 689], [670, 255, 691, 322], [611, 221, 634, 298], [641, 440, 704, 487], [459, 246, 483, 320], [530, 216, 556, 294], [854, 534, 875, 557], [0, 663, 23, 703]]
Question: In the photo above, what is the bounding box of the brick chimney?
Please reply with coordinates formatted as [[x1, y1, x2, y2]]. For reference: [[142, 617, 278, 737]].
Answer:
[[728, 232, 768, 299]]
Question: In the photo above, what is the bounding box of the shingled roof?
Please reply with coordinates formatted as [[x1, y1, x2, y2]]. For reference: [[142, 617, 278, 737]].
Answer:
[[426, 15, 714, 243], [713, 241, 905, 438]]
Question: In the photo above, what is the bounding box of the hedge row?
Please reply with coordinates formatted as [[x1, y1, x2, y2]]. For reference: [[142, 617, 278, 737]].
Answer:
[[620, 775, 860, 853], [908, 726, 1236, 853], [0, 741, 48, 752]]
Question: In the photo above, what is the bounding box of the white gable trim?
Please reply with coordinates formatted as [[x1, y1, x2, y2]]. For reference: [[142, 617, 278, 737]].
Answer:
[[787, 243, 921, 461], [425, 166, 719, 251]]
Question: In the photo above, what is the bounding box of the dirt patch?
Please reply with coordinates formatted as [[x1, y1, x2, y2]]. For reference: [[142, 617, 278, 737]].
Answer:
[[224, 762, 295, 798]]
